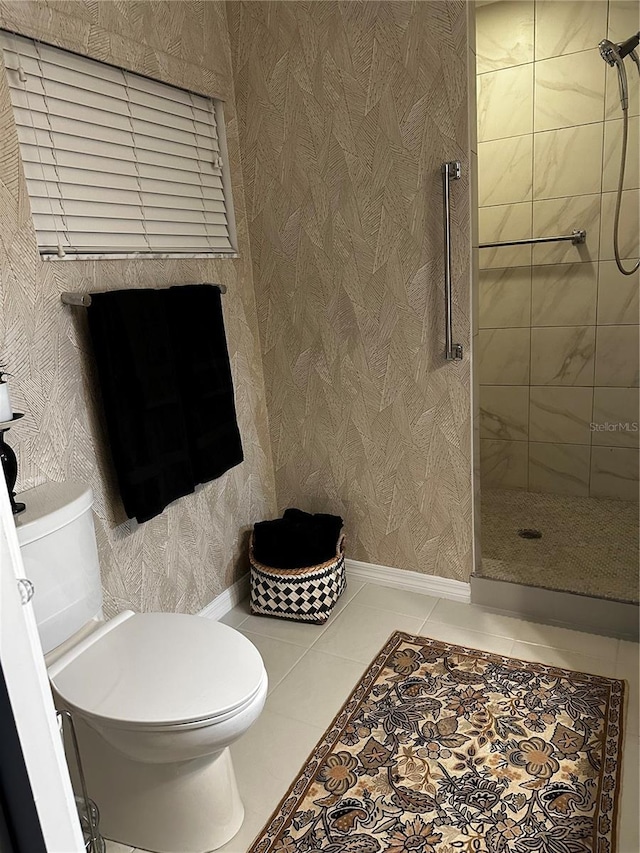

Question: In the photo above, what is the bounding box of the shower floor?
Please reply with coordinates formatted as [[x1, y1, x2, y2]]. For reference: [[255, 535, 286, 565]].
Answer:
[[480, 489, 639, 604]]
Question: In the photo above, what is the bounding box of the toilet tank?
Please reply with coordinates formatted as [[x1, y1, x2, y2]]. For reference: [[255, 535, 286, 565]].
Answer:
[[15, 482, 103, 655]]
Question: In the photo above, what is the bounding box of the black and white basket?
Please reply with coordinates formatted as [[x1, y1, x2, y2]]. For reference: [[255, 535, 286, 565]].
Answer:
[[249, 533, 346, 624]]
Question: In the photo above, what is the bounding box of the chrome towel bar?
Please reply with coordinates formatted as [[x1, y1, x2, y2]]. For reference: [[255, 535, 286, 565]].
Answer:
[[479, 229, 586, 249], [60, 284, 227, 307], [60, 292, 92, 306], [441, 161, 463, 361]]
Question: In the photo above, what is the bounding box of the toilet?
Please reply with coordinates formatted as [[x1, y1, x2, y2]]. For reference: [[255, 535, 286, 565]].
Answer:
[[15, 481, 268, 853]]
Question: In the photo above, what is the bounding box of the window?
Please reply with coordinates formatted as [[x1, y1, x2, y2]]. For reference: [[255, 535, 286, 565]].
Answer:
[[0, 31, 237, 259]]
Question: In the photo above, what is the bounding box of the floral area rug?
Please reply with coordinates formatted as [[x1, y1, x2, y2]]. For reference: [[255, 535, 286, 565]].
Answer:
[[249, 631, 625, 853]]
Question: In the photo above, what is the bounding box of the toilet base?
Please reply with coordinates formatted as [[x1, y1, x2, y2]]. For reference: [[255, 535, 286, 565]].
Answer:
[[73, 717, 245, 853]]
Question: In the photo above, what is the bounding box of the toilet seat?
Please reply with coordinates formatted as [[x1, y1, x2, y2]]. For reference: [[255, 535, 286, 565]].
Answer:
[[48, 610, 266, 729]]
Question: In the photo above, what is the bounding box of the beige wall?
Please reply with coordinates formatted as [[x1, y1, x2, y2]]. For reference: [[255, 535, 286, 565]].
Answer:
[[0, 1, 276, 616], [229, 1, 474, 581], [476, 0, 639, 501]]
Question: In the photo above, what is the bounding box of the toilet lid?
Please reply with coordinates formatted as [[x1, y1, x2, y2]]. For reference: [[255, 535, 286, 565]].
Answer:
[[49, 612, 266, 728]]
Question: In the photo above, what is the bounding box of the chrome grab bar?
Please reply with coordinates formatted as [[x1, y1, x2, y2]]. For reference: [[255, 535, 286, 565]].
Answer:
[[441, 161, 463, 361], [479, 229, 586, 249]]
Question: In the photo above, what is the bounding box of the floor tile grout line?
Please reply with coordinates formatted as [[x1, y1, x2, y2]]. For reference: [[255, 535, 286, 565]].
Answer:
[[237, 589, 628, 662], [416, 620, 519, 656], [262, 591, 435, 680], [282, 644, 378, 668], [304, 583, 368, 652], [423, 600, 623, 657], [514, 640, 618, 663], [232, 585, 368, 654], [221, 608, 250, 629], [420, 614, 516, 641], [268, 644, 315, 695], [258, 705, 326, 739], [337, 598, 441, 623], [345, 580, 367, 604], [422, 618, 620, 662], [412, 622, 617, 674], [240, 627, 316, 654], [265, 596, 361, 685], [235, 630, 316, 651], [267, 601, 386, 672], [257, 702, 339, 741], [613, 636, 623, 671]]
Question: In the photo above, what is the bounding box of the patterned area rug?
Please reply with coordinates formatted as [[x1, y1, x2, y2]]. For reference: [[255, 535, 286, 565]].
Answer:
[[249, 632, 625, 853]]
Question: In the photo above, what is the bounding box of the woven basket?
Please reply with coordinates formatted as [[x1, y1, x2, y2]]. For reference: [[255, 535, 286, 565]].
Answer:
[[249, 533, 346, 624]]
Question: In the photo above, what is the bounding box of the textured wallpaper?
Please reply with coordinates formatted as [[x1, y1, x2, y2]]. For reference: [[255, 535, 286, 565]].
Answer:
[[0, 0, 276, 616], [229, 1, 474, 581]]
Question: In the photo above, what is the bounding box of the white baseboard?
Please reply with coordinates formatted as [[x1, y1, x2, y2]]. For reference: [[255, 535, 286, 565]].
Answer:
[[346, 558, 471, 603], [199, 561, 470, 621], [198, 573, 250, 621]]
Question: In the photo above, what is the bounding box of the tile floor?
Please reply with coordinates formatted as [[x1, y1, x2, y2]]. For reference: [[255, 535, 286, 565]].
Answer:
[[105, 580, 640, 853]]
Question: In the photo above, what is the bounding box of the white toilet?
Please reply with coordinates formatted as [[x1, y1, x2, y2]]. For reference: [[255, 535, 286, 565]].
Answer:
[[15, 481, 268, 853]]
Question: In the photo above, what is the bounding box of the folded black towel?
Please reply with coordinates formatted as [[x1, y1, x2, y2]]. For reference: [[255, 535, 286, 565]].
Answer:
[[87, 285, 243, 523], [283, 508, 343, 545], [253, 510, 343, 569]]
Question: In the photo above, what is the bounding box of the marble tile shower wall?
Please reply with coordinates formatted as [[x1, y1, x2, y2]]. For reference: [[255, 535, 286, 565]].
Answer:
[[476, 0, 639, 501]]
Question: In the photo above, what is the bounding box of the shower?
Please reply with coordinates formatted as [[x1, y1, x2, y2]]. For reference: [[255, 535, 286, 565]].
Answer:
[[474, 0, 639, 625], [599, 30, 640, 276]]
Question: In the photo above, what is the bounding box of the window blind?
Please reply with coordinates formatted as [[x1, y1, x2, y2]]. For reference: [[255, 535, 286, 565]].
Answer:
[[0, 31, 237, 258]]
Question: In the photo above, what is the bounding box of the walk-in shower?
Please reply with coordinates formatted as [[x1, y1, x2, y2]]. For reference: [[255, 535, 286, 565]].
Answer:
[[474, 0, 639, 619], [600, 30, 640, 275]]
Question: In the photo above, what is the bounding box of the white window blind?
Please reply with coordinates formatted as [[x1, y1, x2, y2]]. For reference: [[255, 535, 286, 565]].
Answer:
[[0, 31, 237, 259]]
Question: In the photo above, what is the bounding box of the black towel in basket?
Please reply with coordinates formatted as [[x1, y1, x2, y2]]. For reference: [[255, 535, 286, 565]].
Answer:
[[252, 509, 343, 569]]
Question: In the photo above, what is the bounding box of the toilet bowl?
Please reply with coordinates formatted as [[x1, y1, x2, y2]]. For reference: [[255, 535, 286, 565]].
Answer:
[[50, 611, 268, 852], [16, 482, 268, 853]]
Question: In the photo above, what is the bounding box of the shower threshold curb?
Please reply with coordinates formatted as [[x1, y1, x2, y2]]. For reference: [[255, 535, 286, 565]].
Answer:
[[470, 574, 639, 641]]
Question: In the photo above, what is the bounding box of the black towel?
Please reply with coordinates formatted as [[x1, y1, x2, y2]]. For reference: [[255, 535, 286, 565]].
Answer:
[[87, 285, 243, 523], [167, 285, 243, 483], [253, 510, 343, 568], [283, 508, 343, 546]]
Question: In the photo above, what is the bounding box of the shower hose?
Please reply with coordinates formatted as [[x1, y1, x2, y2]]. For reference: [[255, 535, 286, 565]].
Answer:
[[613, 71, 640, 276]]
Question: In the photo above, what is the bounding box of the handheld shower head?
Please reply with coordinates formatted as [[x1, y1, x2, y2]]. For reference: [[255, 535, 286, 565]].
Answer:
[[599, 33, 640, 110], [600, 32, 640, 64], [599, 38, 620, 66], [604, 42, 630, 109]]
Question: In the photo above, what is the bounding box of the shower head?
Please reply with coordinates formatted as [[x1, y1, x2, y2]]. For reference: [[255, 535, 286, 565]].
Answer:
[[599, 38, 620, 66], [599, 32, 640, 65], [599, 32, 640, 111]]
